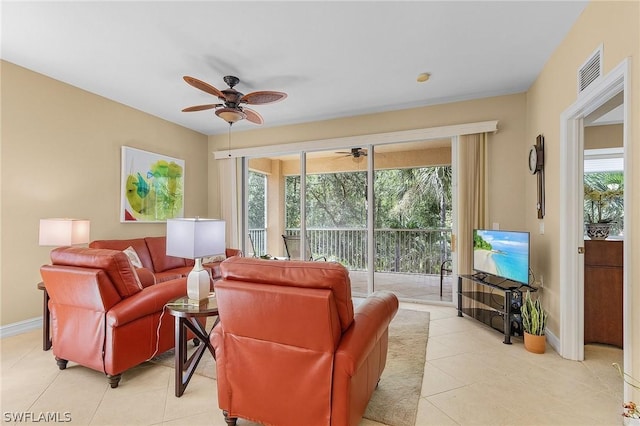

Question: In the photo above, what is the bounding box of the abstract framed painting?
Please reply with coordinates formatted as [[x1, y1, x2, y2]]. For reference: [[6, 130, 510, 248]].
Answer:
[[120, 146, 185, 222]]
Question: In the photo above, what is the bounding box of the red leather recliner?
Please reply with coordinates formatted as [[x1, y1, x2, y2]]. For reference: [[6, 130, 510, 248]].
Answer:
[[211, 257, 399, 426], [40, 247, 188, 388]]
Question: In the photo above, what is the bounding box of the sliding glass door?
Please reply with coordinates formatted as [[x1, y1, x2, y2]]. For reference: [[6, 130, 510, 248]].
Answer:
[[302, 149, 370, 295], [242, 138, 453, 302], [372, 141, 453, 301]]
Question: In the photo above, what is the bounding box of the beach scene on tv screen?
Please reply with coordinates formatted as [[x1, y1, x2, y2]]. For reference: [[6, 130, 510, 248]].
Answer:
[[473, 230, 529, 284]]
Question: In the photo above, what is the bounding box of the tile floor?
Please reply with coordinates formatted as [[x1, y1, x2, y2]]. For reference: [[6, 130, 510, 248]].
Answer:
[[349, 271, 454, 304], [1, 303, 623, 425]]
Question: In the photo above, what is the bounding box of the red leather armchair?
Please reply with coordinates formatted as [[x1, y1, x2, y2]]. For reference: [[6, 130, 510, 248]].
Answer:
[[40, 247, 188, 388], [211, 257, 399, 426]]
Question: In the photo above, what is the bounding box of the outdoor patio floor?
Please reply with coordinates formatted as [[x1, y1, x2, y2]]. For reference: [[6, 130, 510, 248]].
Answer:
[[349, 270, 454, 303]]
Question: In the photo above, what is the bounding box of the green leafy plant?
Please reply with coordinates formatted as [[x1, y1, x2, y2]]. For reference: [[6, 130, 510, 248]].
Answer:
[[521, 291, 547, 336], [584, 173, 623, 224]]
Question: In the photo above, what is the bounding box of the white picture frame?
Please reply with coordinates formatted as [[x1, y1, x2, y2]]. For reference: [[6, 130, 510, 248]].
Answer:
[[120, 146, 185, 223]]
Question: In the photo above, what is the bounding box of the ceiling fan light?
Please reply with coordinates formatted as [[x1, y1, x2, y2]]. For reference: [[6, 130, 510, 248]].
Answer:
[[216, 108, 246, 123], [417, 72, 431, 83]]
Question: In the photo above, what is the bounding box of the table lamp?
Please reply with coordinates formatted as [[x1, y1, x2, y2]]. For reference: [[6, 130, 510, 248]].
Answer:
[[166, 218, 226, 302], [39, 218, 91, 246]]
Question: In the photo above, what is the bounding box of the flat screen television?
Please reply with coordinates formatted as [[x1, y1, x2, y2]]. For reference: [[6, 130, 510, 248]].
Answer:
[[473, 229, 530, 285]]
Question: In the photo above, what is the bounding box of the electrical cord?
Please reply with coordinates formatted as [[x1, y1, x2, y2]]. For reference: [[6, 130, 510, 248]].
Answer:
[[522, 268, 540, 291], [146, 299, 204, 362], [146, 306, 168, 362]]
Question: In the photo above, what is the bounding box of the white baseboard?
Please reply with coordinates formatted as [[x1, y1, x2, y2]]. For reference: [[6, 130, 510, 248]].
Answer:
[[546, 328, 560, 354], [0, 317, 42, 339]]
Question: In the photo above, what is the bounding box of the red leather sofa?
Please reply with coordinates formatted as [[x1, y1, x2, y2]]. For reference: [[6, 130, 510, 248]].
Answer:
[[40, 246, 188, 388], [89, 236, 242, 284], [211, 257, 399, 426]]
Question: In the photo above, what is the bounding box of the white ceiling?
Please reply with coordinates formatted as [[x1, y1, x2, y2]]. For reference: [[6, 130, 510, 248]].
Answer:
[[1, 1, 588, 136]]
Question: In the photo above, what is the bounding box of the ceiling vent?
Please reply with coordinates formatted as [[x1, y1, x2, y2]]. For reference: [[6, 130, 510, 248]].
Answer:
[[578, 45, 603, 95]]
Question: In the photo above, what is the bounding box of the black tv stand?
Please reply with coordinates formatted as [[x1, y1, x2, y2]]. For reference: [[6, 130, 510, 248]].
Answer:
[[458, 274, 535, 344]]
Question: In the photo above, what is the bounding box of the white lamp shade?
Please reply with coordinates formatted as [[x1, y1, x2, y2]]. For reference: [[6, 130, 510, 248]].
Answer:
[[39, 218, 91, 246], [166, 218, 226, 259]]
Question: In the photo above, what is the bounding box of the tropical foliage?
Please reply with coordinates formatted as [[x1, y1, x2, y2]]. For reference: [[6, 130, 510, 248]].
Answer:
[[249, 165, 453, 272], [584, 171, 624, 235], [473, 230, 492, 251], [283, 166, 452, 230], [248, 171, 266, 229]]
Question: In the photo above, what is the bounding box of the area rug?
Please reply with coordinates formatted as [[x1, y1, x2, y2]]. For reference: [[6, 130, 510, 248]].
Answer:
[[363, 308, 430, 426], [151, 309, 430, 426]]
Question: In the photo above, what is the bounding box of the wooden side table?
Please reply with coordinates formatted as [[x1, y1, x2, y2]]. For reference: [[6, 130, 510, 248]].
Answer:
[[166, 295, 219, 397], [37, 282, 51, 351]]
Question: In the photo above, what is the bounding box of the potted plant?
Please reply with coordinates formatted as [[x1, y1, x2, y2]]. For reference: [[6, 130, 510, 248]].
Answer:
[[584, 175, 624, 240], [520, 291, 547, 353]]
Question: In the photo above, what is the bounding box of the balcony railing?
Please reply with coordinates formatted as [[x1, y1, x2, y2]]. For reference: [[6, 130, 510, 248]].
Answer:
[[248, 228, 267, 257], [248, 227, 451, 275]]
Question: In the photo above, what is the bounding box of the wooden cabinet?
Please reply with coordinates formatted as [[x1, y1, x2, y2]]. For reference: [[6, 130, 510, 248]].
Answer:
[[584, 240, 623, 348]]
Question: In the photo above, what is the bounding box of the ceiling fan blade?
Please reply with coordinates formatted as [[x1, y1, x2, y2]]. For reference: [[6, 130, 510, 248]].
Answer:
[[181, 104, 221, 112], [240, 90, 287, 105], [243, 107, 264, 125], [183, 76, 225, 99]]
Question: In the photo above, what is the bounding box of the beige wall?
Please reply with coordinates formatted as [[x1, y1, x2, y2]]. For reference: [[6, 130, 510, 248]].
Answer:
[[525, 0, 638, 398], [209, 93, 528, 232], [584, 124, 623, 149], [1, 61, 209, 325]]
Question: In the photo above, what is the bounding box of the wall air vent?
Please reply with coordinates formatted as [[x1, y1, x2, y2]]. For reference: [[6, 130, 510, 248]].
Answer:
[[578, 45, 603, 95]]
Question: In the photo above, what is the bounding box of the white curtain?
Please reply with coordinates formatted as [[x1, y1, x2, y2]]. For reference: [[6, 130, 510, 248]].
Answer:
[[217, 157, 240, 250], [457, 133, 488, 275]]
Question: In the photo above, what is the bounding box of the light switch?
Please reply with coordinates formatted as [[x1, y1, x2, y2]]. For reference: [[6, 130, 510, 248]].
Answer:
[[539, 221, 545, 234]]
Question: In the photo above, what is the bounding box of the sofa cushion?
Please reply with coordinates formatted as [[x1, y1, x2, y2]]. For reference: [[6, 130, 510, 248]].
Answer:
[[145, 236, 186, 272], [50, 247, 142, 298], [90, 239, 154, 270], [155, 265, 195, 280], [203, 255, 225, 263], [204, 261, 222, 281], [135, 267, 156, 288]]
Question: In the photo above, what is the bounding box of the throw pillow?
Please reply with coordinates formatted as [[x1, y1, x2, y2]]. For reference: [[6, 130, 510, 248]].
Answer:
[[203, 254, 226, 264], [123, 246, 143, 269]]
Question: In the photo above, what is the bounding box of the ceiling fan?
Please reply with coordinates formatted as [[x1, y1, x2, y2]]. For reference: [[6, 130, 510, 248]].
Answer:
[[336, 148, 368, 159], [181, 75, 287, 125]]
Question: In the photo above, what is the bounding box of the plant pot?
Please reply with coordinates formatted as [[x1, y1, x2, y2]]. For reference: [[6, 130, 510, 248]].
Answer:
[[523, 332, 546, 354], [585, 222, 612, 240]]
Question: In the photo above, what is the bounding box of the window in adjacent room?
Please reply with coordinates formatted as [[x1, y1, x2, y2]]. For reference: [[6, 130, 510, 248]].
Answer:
[[584, 148, 624, 238]]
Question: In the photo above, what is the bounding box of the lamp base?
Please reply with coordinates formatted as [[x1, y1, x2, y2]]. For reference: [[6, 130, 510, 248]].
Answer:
[[187, 260, 211, 302]]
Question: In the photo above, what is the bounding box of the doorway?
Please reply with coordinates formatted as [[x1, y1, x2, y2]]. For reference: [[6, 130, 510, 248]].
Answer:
[[559, 58, 631, 400]]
